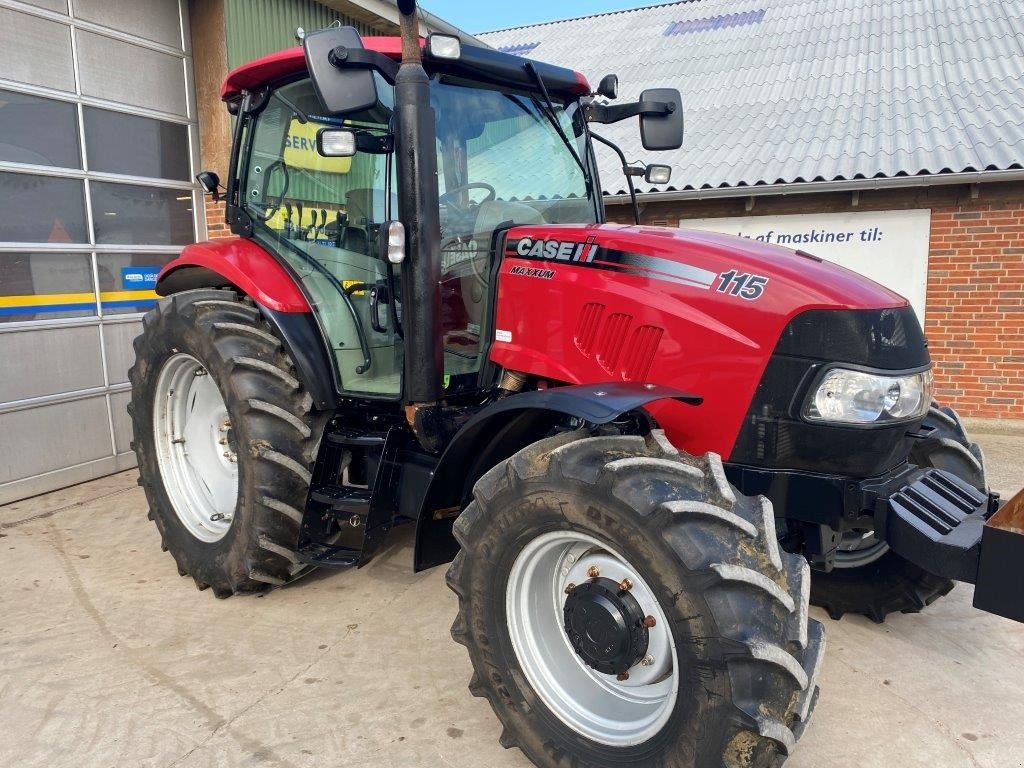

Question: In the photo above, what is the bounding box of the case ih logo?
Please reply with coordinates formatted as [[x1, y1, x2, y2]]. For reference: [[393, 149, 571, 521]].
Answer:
[[507, 235, 770, 300], [513, 236, 598, 263]]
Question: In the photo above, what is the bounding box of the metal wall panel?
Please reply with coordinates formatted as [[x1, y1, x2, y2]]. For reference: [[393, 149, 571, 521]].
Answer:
[[21, 0, 67, 14], [102, 321, 142, 386], [77, 29, 188, 116], [74, 0, 183, 49], [0, 0, 198, 503], [0, 324, 104, 402], [225, 0, 377, 69], [0, 7, 75, 92], [0, 396, 112, 483], [109, 390, 133, 454]]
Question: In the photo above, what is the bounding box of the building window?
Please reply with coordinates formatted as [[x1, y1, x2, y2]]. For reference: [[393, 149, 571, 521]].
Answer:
[[90, 182, 194, 245], [0, 88, 81, 169], [0, 251, 95, 323], [96, 252, 177, 316], [0, 172, 88, 243], [83, 107, 190, 181]]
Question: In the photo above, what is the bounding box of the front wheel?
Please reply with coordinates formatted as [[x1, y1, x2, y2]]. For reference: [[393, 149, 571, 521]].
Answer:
[[447, 430, 824, 768]]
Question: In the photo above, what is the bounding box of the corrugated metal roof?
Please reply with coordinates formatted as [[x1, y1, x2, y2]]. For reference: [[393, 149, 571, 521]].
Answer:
[[478, 0, 1024, 195]]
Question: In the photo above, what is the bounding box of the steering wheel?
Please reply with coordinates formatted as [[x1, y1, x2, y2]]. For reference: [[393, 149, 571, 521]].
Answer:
[[438, 182, 496, 212], [252, 160, 290, 221]]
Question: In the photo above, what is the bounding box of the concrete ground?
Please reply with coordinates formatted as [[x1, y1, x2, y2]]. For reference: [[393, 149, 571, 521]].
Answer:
[[1, 431, 1022, 768]]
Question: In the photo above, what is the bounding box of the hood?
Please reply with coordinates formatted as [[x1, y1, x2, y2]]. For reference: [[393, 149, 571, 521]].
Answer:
[[505, 222, 907, 312]]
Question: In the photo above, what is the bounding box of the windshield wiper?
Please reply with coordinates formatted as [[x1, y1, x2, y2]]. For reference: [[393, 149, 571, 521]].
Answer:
[[524, 62, 592, 193]]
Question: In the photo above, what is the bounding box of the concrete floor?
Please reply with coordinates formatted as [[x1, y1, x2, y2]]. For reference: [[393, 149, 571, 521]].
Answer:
[[1, 432, 1022, 768]]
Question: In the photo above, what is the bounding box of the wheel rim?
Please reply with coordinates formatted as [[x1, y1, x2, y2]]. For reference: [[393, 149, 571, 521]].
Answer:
[[505, 531, 679, 747], [833, 529, 890, 569], [153, 353, 238, 543]]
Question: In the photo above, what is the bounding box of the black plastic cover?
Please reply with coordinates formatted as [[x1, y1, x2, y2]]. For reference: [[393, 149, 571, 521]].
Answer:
[[639, 87, 684, 150], [303, 26, 379, 114], [730, 306, 931, 477]]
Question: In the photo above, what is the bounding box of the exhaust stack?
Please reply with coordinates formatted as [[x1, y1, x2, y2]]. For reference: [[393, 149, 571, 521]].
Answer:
[[395, 0, 444, 405]]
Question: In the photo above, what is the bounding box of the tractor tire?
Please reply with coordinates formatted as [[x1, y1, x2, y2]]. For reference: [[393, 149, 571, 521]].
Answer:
[[810, 403, 987, 622], [129, 289, 325, 597], [447, 429, 824, 768]]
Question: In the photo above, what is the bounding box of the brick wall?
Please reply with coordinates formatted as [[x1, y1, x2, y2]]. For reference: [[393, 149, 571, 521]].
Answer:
[[205, 198, 230, 239], [607, 181, 1024, 420]]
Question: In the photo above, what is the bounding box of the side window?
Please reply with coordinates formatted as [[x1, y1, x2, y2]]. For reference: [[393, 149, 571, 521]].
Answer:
[[242, 77, 401, 398]]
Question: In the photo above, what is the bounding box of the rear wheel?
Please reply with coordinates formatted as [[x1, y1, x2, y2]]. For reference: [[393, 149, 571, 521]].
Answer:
[[448, 429, 824, 768], [810, 403, 986, 622], [129, 289, 325, 596]]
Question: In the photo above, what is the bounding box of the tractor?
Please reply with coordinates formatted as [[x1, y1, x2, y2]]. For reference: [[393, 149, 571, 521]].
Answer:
[[129, 3, 1024, 766]]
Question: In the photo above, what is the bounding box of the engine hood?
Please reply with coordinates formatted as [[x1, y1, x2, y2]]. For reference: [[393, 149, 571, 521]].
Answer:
[[504, 222, 907, 312], [491, 222, 917, 459]]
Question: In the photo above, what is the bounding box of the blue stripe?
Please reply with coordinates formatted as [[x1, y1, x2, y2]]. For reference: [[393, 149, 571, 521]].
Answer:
[[100, 299, 158, 309], [0, 302, 97, 316], [0, 298, 157, 317]]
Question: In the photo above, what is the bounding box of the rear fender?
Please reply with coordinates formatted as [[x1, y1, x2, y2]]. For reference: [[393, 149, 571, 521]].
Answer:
[[156, 239, 339, 409], [413, 382, 701, 570]]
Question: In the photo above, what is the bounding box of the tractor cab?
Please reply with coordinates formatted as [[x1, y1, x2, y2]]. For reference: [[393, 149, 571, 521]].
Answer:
[[208, 28, 680, 404]]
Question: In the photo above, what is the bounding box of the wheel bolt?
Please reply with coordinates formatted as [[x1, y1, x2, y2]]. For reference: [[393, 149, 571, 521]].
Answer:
[[587, 566, 600, 579], [616, 671, 629, 682], [640, 655, 655, 667], [642, 615, 657, 628], [618, 578, 633, 592], [564, 583, 576, 595]]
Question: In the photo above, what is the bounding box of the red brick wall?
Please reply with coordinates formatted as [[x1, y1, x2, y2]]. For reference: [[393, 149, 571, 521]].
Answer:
[[927, 202, 1024, 417], [607, 181, 1024, 420], [205, 198, 230, 239]]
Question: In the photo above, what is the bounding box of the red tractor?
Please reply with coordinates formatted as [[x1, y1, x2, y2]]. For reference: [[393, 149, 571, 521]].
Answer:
[[130, 4, 1024, 766]]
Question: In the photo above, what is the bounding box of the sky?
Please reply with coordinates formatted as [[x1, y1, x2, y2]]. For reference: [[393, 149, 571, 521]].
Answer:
[[421, 0, 647, 34]]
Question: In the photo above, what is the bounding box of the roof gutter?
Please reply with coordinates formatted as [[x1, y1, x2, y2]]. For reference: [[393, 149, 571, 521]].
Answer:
[[603, 168, 1024, 205], [343, 0, 493, 47]]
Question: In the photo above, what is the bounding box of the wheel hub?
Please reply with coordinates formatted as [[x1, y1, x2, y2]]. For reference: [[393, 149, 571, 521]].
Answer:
[[563, 577, 649, 675]]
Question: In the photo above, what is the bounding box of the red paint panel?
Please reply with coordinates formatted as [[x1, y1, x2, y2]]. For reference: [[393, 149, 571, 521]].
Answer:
[[221, 37, 406, 99], [490, 223, 908, 458], [159, 237, 310, 313]]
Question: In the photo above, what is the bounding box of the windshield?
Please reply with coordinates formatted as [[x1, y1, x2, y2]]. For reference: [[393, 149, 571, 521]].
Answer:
[[431, 79, 598, 232], [429, 79, 599, 389]]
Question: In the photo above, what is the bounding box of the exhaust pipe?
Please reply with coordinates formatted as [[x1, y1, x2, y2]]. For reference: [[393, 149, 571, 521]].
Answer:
[[395, 0, 444, 406]]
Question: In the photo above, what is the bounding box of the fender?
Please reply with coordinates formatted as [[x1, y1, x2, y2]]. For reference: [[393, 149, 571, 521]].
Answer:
[[157, 238, 340, 409], [157, 238, 309, 312], [413, 382, 701, 571]]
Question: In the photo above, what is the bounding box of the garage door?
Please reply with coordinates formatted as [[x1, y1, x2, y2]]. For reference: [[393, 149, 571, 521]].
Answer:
[[0, 0, 202, 504]]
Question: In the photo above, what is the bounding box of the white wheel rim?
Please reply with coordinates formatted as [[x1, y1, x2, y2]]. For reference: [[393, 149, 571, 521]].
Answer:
[[153, 353, 238, 543], [833, 529, 890, 569], [505, 531, 679, 747]]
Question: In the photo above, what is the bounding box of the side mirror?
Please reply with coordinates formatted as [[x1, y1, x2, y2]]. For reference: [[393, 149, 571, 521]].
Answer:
[[645, 164, 672, 185], [196, 170, 221, 200], [317, 128, 357, 157], [303, 26, 379, 115], [639, 88, 684, 151], [597, 74, 618, 100]]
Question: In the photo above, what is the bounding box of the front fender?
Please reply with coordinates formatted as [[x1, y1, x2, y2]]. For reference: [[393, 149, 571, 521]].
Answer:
[[157, 238, 310, 313], [413, 382, 701, 570]]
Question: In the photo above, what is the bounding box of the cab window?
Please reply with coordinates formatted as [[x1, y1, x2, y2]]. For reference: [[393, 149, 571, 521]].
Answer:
[[242, 77, 401, 397]]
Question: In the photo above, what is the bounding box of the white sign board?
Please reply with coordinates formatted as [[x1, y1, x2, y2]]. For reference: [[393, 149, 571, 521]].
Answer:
[[680, 209, 932, 320]]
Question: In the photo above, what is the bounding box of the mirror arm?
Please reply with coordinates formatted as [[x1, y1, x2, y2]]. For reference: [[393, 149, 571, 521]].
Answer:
[[591, 131, 641, 225], [327, 46, 400, 84], [585, 99, 673, 125]]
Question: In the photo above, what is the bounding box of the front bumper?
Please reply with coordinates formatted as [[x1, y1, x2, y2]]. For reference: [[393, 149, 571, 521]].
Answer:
[[728, 462, 1024, 623]]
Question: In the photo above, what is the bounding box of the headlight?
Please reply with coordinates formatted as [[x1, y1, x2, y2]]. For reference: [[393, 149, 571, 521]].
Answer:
[[804, 368, 933, 425]]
